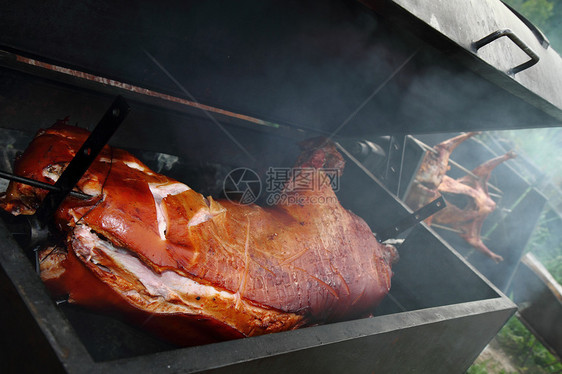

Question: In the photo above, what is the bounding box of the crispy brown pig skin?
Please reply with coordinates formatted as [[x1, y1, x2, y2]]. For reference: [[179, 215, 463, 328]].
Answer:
[[1, 124, 397, 345]]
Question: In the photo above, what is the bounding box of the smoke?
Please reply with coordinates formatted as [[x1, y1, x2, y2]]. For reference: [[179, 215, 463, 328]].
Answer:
[[492, 127, 562, 187]]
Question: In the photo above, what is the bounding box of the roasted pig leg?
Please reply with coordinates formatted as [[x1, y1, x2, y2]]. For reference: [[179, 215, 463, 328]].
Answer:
[[1, 124, 397, 346], [433, 151, 516, 262]]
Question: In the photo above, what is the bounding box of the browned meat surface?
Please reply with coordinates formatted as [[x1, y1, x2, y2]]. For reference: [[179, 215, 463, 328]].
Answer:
[[1, 124, 397, 345], [404, 133, 516, 262], [405, 132, 478, 214], [433, 151, 516, 263]]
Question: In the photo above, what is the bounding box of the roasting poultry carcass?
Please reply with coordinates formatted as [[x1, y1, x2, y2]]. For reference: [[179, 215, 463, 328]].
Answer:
[[405, 132, 478, 215], [404, 132, 515, 262], [0, 123, 397, 346], [432, 151, 516, 263]]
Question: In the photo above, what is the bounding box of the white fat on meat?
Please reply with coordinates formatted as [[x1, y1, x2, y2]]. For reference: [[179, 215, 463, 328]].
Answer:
[[73, 225, 233, 303], [188, 208, 213, 227], [42, 163, 101, 197], [148, 182, 190, 240], [98, 157, 155, 175], [42, 164, 65, 183], [123, 160, 155, 175]]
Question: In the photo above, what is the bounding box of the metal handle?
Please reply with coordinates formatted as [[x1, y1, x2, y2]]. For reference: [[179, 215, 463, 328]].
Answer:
[[376, 196, 446, 242], [472, 29, 539, 75]]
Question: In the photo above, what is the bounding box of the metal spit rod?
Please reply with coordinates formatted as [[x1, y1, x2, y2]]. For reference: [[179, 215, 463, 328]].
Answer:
[[0, 170, 91, 200]]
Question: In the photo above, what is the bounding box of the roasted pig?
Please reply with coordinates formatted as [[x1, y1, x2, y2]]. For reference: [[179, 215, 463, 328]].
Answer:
[[1, 124, 397, 346], [432, 151, 516, 263]]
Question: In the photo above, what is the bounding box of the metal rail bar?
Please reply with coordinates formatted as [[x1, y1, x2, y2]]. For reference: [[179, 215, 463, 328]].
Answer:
[[0, 170, 91, 199], [430, 223, 463, 234]]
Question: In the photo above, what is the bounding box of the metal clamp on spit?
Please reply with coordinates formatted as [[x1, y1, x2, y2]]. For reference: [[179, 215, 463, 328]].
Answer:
[[0, 96, 129, 252], [376, 196, 446, 243]]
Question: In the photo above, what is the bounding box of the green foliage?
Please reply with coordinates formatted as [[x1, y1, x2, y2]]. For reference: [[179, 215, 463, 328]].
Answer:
[[467, 361, 489, 374], [502, 0, 562, 53], [521, 0, 554, 25], [467, 359, 513, 374], [497, 316, 530, 352], [467, 317, 561, 373], [496, 317, 562, 373], [492, 128, 562, 186]]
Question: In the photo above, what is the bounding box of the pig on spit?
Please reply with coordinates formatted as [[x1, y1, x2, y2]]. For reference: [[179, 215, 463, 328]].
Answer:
[[0, 123, 397, 346], [405, 132, 515, 263]]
